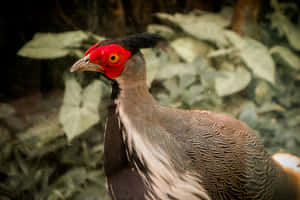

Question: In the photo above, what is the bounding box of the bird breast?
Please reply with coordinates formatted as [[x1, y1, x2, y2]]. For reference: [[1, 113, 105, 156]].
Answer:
[[118, 103, 211, 200]]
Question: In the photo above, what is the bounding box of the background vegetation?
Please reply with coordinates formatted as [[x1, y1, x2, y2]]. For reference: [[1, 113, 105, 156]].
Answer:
[[1, 0, 300, 199]]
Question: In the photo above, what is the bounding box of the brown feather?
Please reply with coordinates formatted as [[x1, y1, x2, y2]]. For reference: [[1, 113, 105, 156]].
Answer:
[[103, 52, 300, 200], [104, 83, 146, 200], [70, 33, 300, 200]]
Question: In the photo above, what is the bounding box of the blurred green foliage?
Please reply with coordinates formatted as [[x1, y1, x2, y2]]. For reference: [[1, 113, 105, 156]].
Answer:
[[1, 0, 300, 199]]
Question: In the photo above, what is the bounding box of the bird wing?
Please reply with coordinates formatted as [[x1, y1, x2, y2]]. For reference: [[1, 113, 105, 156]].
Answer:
[[156, 107, 284, 200]]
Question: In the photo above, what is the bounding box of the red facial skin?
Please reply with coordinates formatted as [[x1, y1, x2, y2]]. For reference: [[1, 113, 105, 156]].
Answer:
[[85, 43, 132, 79]]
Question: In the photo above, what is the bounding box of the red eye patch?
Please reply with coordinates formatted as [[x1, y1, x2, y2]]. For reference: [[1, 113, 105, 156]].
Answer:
[[86, 44, 132, 79]]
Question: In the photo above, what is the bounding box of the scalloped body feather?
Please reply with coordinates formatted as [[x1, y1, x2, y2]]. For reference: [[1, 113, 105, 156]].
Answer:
[[70, 33, 300, 200]]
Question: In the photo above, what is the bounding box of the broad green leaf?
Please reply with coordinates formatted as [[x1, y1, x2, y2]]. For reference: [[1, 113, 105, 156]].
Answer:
[[155, 63, 197, 80], [156, 12, 230, 47], [225, 31, 276, 84], [179, 74, 196, 90], [270, 46, 300, 70], [163, 77, 182, 100], [72, 49, 86, 59], [170, 37, 213, 62], [185, 85, 205, 105], [147, 24, 175, 39], [59, 77, 103, 141], [18, 48, 69, 59], [17, 31, 89, 59], [142, 48, 169, 86], [215, 66, 251, 96], [194, 57, 216, 88], [254, 80, 272, 105], [156, 92, 171, 106]]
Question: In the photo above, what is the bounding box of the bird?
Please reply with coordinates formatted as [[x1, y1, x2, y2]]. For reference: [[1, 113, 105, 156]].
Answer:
[[70, 33, 300, 200]]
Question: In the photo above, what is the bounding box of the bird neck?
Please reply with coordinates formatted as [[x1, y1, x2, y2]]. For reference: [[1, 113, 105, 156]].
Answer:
[[116, 77, 147, 90], [114, 78, 156, 106]]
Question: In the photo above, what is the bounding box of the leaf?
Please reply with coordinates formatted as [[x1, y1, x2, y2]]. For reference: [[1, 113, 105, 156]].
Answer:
[[147, 24, 175, 39], [195, 57, 216, 88], [59, 77, 103, 141], [269, 12, 300, 51], [163, 77, 180, 99], [0, 103, 15, 119], [55, 168, 87, 186], [257, 102, 285, 114], [215, 66, 251, 96], [170, 37, 213, 62], [270, 46, 300, 70], [161, 75, 197, 108], [17, 31, 90, 59], [142, 48, 170, 86], [179, 74, 196, 90], [185, 85, 205, 105], [238, 103, 259, 128], [156, 12, 230, 47], [73, 186, 111, 200], [283, 109, 300, 127], [89, 33, 106, 42], [225, 31, 276, 84], [155, 62, 197, 80], [50, 168, 87, 198], [18, 116, 64, 148], [254, 80, 272, 105]]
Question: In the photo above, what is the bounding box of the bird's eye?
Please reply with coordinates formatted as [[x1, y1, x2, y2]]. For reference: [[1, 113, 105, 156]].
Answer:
[[108, 54, 120, 64]]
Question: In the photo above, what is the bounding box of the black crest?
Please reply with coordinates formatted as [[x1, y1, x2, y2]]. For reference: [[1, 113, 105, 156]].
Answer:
[[100, 33, 167, 53]]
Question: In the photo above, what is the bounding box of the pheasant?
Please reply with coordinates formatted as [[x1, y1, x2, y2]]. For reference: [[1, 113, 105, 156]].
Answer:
[[70, 33, 300, 200]]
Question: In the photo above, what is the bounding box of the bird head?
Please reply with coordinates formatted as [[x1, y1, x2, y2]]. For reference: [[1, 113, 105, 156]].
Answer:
[[70, 33, 166, 81]]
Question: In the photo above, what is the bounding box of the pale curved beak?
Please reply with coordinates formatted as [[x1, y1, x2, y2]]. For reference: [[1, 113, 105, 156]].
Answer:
[[70, 55, 103, 73]]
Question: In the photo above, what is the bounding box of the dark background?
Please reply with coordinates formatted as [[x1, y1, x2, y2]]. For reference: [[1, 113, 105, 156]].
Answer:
[[0, 0, 260, 101], [1, 1, 300, 200]]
